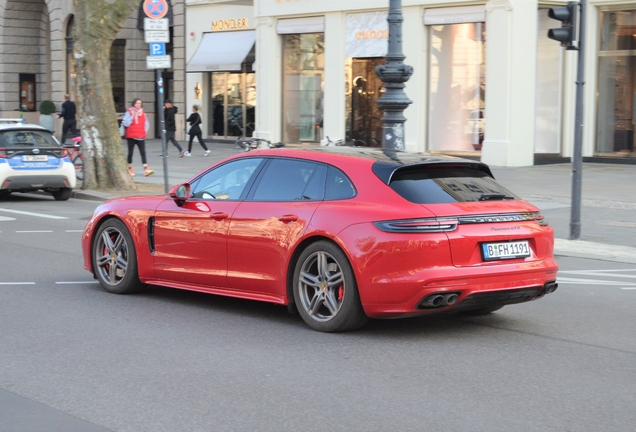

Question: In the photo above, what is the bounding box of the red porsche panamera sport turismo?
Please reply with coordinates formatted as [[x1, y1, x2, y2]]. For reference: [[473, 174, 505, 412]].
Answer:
[[82, 147, 558, 332]]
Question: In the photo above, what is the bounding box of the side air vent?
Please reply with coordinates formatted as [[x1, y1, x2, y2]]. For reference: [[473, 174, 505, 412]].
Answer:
[[148, 217, 155, 254]]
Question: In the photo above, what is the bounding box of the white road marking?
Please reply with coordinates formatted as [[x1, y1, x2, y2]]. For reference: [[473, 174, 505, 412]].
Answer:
[[65, 230, 84, 233], [558, 269, 636, 290], [16, 230, 53, 233], [0, 208, 68, 220], [0, 282, 35, 285], [556, 277, 636, 286], [55, 281, 99, 285], [0, 216, 16, 222]]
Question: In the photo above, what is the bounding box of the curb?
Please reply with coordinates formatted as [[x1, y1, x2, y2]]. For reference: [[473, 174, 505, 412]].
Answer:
[[554, 239, 636, 264]]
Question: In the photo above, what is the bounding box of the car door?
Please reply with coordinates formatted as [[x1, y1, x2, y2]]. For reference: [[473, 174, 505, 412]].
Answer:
[[153, 157, 265, 288], [226, 158, 327, 296]]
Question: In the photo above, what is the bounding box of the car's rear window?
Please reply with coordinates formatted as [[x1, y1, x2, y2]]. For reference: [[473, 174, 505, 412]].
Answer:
[[0, 130, 59, 147], [389, 166, 519, 204]]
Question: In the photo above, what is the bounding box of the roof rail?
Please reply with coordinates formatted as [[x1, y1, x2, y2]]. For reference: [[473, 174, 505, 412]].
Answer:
[[0, 118, 26, 124]]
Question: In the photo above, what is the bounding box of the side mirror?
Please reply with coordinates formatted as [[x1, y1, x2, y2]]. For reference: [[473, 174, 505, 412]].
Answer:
[[169, 183, 191, 205]]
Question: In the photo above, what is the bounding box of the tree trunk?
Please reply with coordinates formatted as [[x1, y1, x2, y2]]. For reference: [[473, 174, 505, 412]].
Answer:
[[73, 0, 140, 191]]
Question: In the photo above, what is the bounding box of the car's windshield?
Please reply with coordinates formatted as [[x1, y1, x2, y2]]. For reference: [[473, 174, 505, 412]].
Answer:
[[0, 130, 60, 148]]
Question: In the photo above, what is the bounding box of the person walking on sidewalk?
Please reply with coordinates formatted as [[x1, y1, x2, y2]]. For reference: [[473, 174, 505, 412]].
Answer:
[[184, 105, 210, 157], [162, 99, 184, 158], [59, 94, 77, 144], [122, 98, 154, 177]]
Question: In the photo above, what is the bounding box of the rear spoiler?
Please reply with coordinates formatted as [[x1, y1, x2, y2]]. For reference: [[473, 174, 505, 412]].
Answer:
[[372, 161, 495, 185]]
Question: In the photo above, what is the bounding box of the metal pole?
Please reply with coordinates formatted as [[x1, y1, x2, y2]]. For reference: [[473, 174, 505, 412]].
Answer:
[[376, 0, 413, 150], [156, 69, 169, 193], [570, 0, 586, 239]]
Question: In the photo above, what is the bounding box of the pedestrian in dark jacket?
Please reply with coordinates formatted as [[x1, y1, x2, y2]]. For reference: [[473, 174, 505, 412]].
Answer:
[[162, 99, 184, 158], [59, 94, 77, 144], [184, 105, 210, 157]]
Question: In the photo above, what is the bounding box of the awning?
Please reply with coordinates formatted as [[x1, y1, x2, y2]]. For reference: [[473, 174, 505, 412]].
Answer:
[[186, 30, 255, 73]]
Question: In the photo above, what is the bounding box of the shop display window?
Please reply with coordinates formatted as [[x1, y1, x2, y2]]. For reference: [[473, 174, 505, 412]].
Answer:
[[596, 10, 636, 156], [282, 33, 325, 143], [210, 72, 256, 139], [428, 22, 485, 152]]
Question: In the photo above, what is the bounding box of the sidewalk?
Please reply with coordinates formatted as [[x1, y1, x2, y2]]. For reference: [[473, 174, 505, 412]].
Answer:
[[75, 139, 636, 264]]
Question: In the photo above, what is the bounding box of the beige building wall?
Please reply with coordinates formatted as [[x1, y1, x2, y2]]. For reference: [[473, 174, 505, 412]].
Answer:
[[0, 0, 186, 140]]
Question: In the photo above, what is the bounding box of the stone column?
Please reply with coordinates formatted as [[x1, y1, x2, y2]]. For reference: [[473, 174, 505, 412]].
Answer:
[[481, 0, 539, 166]]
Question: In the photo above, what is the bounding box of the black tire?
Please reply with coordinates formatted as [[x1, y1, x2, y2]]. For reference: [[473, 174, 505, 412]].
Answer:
[[458, 306, 504, 316], [293, 241, 368, 332], [0, 190, 11, 197], [92, 218, 144, 294], [52, 187, 73, 201], [72, 154, 84, 183]]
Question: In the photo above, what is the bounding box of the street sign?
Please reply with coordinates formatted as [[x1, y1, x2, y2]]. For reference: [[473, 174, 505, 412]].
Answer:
[[144, 18, 169, 31], [144, 30, 170, 43], [143, 0, 169, 19], [146, 55, 171, 69], [149, 42, 166, 56]]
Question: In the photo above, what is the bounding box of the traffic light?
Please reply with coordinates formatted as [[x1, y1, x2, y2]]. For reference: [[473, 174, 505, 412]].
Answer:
[[547, 2, 578, 50]]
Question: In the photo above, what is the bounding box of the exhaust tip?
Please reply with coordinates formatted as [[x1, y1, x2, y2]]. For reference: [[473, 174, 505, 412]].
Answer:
[[444, 293, 459, 306], [544, 282, 558, 295], [418, 291, 462, 309]]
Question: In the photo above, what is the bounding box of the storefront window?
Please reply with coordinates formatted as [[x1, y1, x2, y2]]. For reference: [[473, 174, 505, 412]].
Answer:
[[535, 9, 562, 154], [211, 72, 256, 139], [345, 58, 384, 147], [428, 23, 485, 152], [110, 40, 126, 113], [596, 11, 636, 155], [282, 33, 324, 143], [65, 16, 77, 102]]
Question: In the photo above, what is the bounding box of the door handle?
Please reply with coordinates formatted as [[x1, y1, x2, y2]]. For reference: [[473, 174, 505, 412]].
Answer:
[[210, 212, 229, 220], [279, 214, 299, 223]]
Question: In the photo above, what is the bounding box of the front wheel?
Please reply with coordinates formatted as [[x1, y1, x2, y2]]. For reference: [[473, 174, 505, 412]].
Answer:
[[293, 241, 368, 332], [92, 218, 144, 294], [52, 187, 72, 201]]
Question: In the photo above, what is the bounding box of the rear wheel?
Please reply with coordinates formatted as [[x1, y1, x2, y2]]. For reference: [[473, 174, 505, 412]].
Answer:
[[0, 190, 11, 197], [293, 241, 368, 332], [72, 154, 84, 183], [52, 187, 72, 201], [92, 218, 144, 294]]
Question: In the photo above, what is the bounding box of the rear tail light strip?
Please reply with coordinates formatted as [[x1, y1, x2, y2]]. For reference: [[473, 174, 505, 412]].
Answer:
[[374, 218, 459, 233], [374, 212, 549, 233]]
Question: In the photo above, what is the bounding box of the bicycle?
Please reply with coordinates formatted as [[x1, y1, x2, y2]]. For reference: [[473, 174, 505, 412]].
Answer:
[[63, 135, 84, 184], [235, 136, 285, 152], [324, 136, 367, 147]]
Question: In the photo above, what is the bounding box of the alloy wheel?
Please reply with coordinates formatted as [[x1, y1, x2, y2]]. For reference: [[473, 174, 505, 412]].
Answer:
[[297, 251, 346, 322], [95, 227, 129, 286]]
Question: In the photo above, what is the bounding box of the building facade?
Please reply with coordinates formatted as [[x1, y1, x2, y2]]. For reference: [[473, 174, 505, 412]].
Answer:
[[0, 0, 187, 139]]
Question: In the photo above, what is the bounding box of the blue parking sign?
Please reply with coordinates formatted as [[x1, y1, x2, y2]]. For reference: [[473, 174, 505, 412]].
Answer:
[[149, 42, 166, 56]]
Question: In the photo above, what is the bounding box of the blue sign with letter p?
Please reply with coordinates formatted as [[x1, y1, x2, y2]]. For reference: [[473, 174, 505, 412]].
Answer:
[[149, 42, 166, 56]]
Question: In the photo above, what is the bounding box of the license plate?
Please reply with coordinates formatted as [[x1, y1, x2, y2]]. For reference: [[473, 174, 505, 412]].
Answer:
[[481, 240, 530, 261], [23, 155, 48, 162]]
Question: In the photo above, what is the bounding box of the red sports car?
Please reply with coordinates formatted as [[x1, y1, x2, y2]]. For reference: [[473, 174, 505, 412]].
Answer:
[[82, 147, 558, 332]]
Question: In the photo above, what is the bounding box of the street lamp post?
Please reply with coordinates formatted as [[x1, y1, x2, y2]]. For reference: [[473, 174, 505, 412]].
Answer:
[[376, 0, 413, 150]]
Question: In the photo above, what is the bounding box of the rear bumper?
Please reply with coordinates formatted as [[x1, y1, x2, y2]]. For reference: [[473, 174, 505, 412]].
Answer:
[[360, 262, 558, 318], [0, 175, 72, 190]]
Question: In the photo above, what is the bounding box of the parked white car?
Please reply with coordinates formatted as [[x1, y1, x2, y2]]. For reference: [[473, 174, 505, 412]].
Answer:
[[0, 119, 76, 200]]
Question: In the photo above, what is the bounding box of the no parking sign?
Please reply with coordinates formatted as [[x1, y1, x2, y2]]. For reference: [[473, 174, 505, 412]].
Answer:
[[143, 0, 169, 19]]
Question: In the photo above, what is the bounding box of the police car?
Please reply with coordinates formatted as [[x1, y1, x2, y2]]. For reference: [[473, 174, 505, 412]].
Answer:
[[0, 119, 76, 200]]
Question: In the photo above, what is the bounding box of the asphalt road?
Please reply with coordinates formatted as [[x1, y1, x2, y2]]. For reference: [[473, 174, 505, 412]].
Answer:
[[1, 194, 636, 431]]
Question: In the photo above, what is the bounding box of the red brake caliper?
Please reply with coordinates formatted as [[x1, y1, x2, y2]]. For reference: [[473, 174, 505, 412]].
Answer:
[[337, 285, 344, 302]]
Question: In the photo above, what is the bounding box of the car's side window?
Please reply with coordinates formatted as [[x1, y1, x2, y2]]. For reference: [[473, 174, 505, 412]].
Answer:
[[251, 159, 321, 201], [190, 158, 264, 200], [325, 167, 356, 200]]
